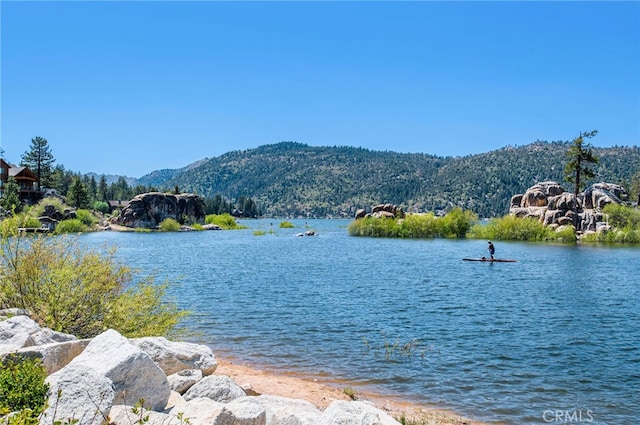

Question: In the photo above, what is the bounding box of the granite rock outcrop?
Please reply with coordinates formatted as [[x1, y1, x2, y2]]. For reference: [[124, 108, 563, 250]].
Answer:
[[112, 192, 206, 228], [509, 181, 629, 234]]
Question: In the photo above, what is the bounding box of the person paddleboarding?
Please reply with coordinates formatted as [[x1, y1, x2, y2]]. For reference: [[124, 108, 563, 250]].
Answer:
[[487, 241, 495, 260]]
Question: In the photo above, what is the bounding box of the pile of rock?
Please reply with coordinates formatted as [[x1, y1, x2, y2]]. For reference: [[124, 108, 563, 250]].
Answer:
[[509, 181, 629, 234], [111, 192, 206, 229], [355, 204, 405, 220], [0, 310, 400, 425]]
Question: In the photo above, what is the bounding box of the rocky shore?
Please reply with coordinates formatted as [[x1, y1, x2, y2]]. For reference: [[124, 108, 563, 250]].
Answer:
[[1, 310, 485, 425]]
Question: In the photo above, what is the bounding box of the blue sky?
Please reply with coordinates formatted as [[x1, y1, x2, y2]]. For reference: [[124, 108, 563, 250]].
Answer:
[[1, 1, 639, 178]]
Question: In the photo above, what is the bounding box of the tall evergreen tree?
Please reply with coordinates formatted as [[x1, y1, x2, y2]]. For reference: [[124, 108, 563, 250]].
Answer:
[[564, 130, 599, 196], [20, 136, 55, 191], [97, 175, 108, 201], [67, 177, 90, 209], [1, 177, 21, 213]]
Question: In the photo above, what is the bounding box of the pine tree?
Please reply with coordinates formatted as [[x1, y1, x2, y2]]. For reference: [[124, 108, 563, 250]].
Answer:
[[97, 175, 108, 201], [20, 137, 55, 191], [564, 130, 599, 196], [67, 177, 90, 209]]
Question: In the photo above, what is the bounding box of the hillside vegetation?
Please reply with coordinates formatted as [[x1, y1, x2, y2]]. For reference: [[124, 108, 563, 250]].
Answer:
[[135, 141, 640, 218]]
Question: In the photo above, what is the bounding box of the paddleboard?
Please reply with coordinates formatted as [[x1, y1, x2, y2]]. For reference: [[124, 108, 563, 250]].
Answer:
[[462, 258, 517, 263]]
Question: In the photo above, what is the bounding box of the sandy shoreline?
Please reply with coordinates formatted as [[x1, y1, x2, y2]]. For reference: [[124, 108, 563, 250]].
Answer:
[[215, 356, 490, 425]]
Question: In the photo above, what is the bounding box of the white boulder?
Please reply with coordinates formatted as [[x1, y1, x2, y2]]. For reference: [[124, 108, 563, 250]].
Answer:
[[130, 336, 218, 376], [169, 397, 225, 425], [67, 329, 170, 410], [318, 400, 400, 425], [109, 405, 183, 425], [215, 398, 266, 425], [43, 364, 115, 425], [16, 339, 90, 374], [231, 395, 321, 425], [183, 375, 246, 403], [168, 369, 203, 394], [0, 315, 41, 355]]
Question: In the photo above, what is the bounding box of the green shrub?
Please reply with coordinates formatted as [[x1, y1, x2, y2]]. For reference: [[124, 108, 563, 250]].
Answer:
[[205, 213, 246, 230], [468, 215, 554, 241], [348, 208, 477, 239], [159, 218, 181, 232], [54, 219, 87, 234], [603, 203, 640, 230], [93, 200, 111, 214], [0, 215, 42, 237], [0, 235, 188, 338], [75, 209, 97, 227], [582, 228, 640, 244], [29, 198, 66, 219], [0, 354, 48, 416], [279, 221, 295, 228]]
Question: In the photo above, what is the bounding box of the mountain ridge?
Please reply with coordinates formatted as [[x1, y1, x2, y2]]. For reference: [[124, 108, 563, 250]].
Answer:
[[132, 141, 640, 218]]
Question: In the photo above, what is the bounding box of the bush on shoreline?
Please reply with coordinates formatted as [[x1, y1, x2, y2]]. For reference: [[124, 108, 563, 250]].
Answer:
[[348, 208, 477, 239], [205, 213, 246, 229], [468, 215, 574, 242], [0, 234, 188, 339]]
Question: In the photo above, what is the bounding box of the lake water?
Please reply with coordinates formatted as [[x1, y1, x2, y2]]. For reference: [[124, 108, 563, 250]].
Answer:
[[79, 219, 639, 425]]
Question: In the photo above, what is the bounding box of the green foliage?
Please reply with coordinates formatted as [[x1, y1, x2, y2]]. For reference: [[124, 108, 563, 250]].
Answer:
[[54, 219, 87, 234], [279, 221, 295, 228], [582, 229, 640, 244], [0, 354, 48, 416], [66, 177, 90, 209], [0, 235, 187, 338], [75, 209, 97, 227], [93, 200, 110, 214], [29, 198, 66, 218], [1, 177, 22, 213], [205, 213, 246, 229], [564, 130, 599, 195], [603, 203, 640, 230], [348, 208, 477, 238], [133, 141, 640, 218], [342, 387, 356, 400], [468, 215, 556, 241], [159, 218, 181, 232], [580, 204, 640, 244], [0, 215, 42, 237]]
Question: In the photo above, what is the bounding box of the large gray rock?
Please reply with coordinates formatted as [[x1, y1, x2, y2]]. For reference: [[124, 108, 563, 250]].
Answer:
[[43, 364, 115, 425], [0, 315, 41, 355], [67, 329, 171, 410], [130, 336, 217, 376], [318, 400, 400, 425], [15, 339, 90, 375], [169, 397, 225, 425], [109, 405, 183, 425], [114, 192, 206, 228], [582, 183, 628, 210], [183, 375, 246, 403], [548, 192, 579, 211], [215, 398, 266, 425], [232, 395, 322, 425], [168, 369, 203, 394]]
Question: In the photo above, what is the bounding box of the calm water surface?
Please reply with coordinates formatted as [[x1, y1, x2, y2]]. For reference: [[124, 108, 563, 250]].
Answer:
[[80, 219, 640, 425]]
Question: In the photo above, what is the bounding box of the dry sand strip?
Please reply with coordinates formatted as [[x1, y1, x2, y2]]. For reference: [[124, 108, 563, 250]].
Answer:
[[216, 357, 492, 425]]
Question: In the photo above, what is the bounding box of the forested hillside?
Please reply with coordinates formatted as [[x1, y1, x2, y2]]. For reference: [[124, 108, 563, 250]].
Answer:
[[135, 141, 640, 218]]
